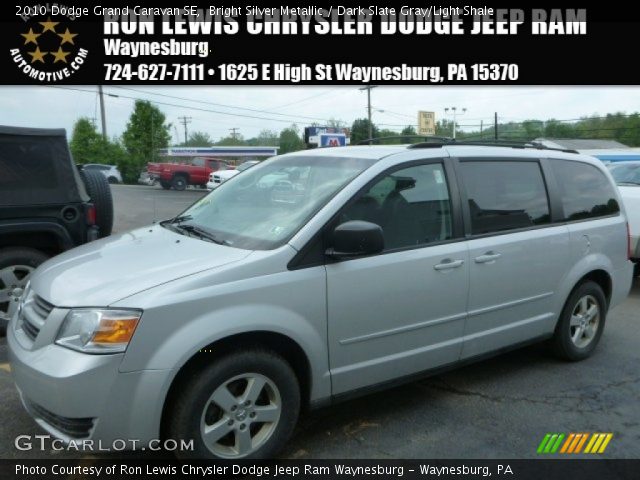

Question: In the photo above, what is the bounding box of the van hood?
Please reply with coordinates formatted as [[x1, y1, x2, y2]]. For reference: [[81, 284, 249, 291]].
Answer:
[[30, 225, 252, 307]]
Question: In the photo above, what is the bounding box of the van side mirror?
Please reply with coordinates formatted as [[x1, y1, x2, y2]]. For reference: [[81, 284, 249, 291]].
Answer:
[[326, 221, 384, 258]]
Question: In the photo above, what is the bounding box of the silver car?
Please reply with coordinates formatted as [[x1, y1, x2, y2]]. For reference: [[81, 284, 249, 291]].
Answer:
[[8, 144, 634, 459], [83, 164, 123, 184]]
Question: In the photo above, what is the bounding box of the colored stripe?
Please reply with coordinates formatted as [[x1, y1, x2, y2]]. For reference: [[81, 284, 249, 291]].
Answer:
[[550, 434, 565, 453], [544, 434, 559, 453], [574, 433, 589, 453], [598, 434, 613, 453], [537, 434, 552, 453], [560, 433, 576, 453], [584, 433, 598, 453], [590, 434, 607, 453], [567, 434, 582, 453]]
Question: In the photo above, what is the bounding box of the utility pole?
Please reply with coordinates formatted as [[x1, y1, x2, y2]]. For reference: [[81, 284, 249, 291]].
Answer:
[[178, 116, 192, 144], [444, 107, 466, 140], [480, 120, 483, 139], [229, 128, 239, 140], [98, 86, 107, 141], [494, 112, 498, 140], [359, 85, 378, 144]]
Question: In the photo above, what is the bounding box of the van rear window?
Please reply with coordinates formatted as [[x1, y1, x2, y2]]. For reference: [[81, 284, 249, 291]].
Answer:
[[460, 161, 551, 235], [550, 160, 620, 221]]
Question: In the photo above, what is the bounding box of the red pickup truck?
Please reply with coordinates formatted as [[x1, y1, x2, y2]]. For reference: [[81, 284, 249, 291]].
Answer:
[[147, 157, 230, 191]]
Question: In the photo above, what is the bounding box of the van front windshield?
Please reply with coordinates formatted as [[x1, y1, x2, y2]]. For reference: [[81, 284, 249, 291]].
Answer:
[[168, 155, 376, 250]]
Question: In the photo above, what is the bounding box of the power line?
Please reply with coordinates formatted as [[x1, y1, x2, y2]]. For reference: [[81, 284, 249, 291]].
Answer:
[[110, 86, 341, 124], [269, 89, 340, 110], [46, 86, 327, 125]]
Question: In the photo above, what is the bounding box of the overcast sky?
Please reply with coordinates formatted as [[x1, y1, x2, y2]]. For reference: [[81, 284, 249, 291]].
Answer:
[[1, 86, 639, 143]]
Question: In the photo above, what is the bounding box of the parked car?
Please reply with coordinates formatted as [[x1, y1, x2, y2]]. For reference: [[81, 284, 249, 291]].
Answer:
[[207, 160, 260, 190], [8, 143, 633, 459], [608, 161, 640, 273], [0, 126, 113, 335], [138, 169, 157, 186], [82, 163, 122, 184], [148, 157, 229, 191]]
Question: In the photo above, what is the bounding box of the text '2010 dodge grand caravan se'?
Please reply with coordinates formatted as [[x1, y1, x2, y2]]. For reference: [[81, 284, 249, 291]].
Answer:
[[8, 144, 634, 459]]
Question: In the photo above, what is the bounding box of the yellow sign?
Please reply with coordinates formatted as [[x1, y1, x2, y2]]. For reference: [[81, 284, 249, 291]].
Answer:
[[418, 111, 436, 136]]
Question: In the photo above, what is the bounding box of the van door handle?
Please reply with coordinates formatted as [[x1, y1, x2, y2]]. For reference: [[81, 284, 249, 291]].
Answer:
[[474, 252, 502, 264], [434, 259, 465, 271]]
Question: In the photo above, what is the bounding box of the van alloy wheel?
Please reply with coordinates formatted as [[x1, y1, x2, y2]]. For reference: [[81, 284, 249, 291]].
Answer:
[[0, 265, 34, 322], [570, 294, 600, 349], [200, 373, 282, 458]]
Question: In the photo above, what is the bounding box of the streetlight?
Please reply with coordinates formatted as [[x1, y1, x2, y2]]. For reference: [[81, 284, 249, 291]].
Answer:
[[444, 107, 467, 140]]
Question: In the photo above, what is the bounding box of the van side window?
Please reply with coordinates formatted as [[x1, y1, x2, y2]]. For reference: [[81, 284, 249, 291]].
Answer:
[[460, 161, 550, 235], [550, 160, 620, 221], [339, 164, 453, 250]]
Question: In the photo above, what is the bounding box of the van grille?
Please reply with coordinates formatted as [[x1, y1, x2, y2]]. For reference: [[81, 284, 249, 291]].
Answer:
[[27, 401, 95, 439], [20, 293, 54, 341]]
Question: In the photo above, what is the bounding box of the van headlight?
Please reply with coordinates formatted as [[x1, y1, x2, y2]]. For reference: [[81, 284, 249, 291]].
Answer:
[[55, 309, 142, 354]]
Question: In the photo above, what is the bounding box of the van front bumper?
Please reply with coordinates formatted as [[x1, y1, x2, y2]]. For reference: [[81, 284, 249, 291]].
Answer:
[[7, 318, 171, 448]]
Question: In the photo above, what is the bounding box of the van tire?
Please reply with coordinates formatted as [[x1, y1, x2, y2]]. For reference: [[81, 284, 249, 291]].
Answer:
[[167, 349, 300, 460], [552, 281, 607, 361]]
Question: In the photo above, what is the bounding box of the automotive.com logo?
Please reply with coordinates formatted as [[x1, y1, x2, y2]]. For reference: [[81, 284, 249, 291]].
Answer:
[[537, 432, 613, 454], [9, 4, 88, 82]]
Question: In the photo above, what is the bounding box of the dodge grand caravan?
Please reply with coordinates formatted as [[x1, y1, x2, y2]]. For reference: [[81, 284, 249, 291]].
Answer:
[[8, 144, 634, 459]]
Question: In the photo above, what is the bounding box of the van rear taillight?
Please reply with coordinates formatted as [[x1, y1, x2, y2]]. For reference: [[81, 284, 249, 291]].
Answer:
[[627, 222, 632, 260], [86, 204, 96, 226]]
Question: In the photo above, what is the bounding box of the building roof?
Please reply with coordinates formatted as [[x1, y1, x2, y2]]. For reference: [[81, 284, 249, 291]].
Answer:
[[534, 138, 629, 150]]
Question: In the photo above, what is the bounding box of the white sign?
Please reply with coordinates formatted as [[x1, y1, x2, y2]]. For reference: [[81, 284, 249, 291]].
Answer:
[[418, 111, 436, 136]]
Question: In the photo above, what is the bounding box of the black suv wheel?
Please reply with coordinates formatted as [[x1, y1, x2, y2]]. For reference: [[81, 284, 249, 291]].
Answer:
[[80, 169, 114, 238]]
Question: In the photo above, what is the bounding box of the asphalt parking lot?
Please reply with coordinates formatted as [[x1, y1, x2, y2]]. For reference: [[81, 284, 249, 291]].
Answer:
[[1, 184, 639, 459]]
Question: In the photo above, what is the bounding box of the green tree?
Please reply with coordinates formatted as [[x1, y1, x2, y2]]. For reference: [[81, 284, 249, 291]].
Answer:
[[250, 129, 279, 146], [278, 125, 304, 154], [375, 128, 399, 143], [216, 135, 247, 146], [69, 118, 104, 164], [121, 101, 171, 182], [401, 125, 416, 136], [400, 125, 417, 143], [351, 118, 379, 144], [182, 131, 213, 147], [326, 118, 346, 129]]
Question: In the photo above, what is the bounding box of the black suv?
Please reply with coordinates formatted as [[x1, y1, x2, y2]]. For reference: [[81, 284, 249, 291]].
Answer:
[[0, 126, 113, 334]]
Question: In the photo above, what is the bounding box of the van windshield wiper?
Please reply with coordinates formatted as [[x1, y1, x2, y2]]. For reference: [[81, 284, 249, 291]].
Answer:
[[175, 224, 227, 245], [170, 214, 192, 224], [617, 181, 640, 186]]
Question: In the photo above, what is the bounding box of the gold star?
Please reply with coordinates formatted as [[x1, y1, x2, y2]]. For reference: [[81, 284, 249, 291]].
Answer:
[[49, 47, 70, 63], [27, 47, 47, 63], [39, 17, 59, 33], [57, 28, 77, 45], [21, 28, 41, 45]]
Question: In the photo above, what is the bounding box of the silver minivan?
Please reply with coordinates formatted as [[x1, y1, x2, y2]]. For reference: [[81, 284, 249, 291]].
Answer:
[[8, 144, 634, 459]]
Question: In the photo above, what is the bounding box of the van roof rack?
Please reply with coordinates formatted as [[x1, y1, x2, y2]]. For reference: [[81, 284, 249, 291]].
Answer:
[[408, 139, 579, 154], [356, 135, 578, 154], [356, 135, 453, 145]]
